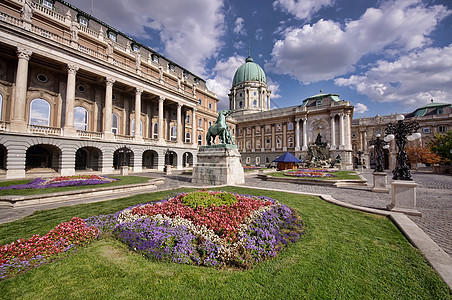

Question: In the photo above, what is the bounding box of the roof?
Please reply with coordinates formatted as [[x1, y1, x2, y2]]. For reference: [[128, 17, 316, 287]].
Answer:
[[273, 152, 302, 163], [300, 92, 342, 106], [232, 56, 267, 86], [413, 100, 451, 117]]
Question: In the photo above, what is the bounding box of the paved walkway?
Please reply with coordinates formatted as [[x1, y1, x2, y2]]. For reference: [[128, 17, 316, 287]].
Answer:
[[0, 169, 451, 258]]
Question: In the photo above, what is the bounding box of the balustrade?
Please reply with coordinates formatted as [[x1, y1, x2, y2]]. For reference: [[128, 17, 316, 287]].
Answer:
[[28, 125, 61, 135]]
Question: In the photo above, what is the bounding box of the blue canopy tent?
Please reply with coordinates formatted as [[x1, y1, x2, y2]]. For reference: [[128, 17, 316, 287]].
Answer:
[[273, 152, 302, 170]]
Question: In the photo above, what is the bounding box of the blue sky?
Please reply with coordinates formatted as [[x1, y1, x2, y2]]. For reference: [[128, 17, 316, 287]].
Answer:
[[67, 0, 452, 117]]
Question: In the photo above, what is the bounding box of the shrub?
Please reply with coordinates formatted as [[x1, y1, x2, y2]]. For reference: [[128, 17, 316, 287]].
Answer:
[[181, 191, 238, 208]]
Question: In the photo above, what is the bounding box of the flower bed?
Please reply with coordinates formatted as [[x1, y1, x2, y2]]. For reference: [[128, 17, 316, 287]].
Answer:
[[243, 166, 262, 170], [0, 175, 118, 191], [0, 217, 98, 279], [0, 191, 304, 278], [285, 169, 336, 178], [86, 191, 305, 269]]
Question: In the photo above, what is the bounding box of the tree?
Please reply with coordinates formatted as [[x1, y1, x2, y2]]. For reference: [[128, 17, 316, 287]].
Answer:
[[427, 129, 452, 165], [406, 144, 442, 167]]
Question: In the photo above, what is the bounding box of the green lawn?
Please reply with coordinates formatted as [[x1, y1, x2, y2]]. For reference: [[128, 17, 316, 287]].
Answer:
[[0, 176, 151, 196], [0, 187, 450, 299], [268, 170, 361, 180]]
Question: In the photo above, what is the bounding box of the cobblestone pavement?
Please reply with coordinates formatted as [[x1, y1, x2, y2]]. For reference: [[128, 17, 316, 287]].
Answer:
[[0, 169, 450, 258]]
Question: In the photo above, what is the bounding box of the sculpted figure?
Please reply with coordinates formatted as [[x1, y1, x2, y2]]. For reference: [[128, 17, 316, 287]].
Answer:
[[206, 110, 235, 146]]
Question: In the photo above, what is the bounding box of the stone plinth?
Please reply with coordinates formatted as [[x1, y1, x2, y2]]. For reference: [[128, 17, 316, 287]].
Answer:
[[192, 145, 244, 185], [371, 172, 389, 193], [120, 166, 129, 176], [387, 180, 422, 216]]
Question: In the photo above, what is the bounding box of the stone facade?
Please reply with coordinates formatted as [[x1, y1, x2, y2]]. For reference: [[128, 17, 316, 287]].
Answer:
[[0, 0, 235, 178], [231, 93, 355, 170], [351, 101, 452, 170]]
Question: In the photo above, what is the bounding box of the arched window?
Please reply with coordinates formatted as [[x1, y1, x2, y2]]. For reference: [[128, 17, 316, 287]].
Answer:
[[276, 138, 282, 149], [170, 126, 177, 141], [246, 140, 251, 149], [112, 113, 118, 134], [288, 122, 294, 130], [153, 122, 158, 139], [131, 118, 143, 136], [256, 139, 261, 149], [185, 132, 191, 143], [265, 138, 271, 149], [29, 98, 50, 126], [186, 114, 191, 124], [253, 100, 258, 107], [197, 134, 202, 146], [288, 137, 294, 148], [74, 106, 88, 131]]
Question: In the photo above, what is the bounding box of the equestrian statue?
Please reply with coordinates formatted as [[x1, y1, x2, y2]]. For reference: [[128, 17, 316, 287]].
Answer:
[[206, 110, 235, 146]]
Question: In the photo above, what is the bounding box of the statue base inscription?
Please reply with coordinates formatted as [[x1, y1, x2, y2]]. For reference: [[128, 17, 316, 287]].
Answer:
[[192, 145, 244, 185]]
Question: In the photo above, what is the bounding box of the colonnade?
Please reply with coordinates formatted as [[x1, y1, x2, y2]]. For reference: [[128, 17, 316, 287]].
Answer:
[[9, 47, 198, 147]]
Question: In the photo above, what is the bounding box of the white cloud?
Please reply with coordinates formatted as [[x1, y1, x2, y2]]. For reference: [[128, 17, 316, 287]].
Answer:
[[206, 55, 246, 110], [267, 0, 450, 83], [267, 77, 281, 99], [67, 0, 225, 76], [233, 17, 246, 35], [273, 0, 334, 20], [255, 28, 264, 41], [335, 45, 452, 109], [354, 103, 369, 114]]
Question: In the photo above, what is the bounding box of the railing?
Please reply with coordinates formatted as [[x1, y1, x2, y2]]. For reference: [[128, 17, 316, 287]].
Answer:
[[31, 2, 67, 23], [143, 137, 157, 143], [0, 121, 10, 131], [0, 12, 22, 27], [1, 9, 204, 100], [116, 134, 134, 141], [31, 24, 71, 46], [77, 130, 103, 139], [79, 25, 99, 39], [28, 124, 61, 135]]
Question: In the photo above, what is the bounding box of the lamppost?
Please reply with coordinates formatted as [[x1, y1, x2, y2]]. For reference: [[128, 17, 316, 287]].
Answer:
[[117, 147, 132, 175], [383, 115, 422, 216], [384, 115, 421, 180], [369, 134, 388, 172]]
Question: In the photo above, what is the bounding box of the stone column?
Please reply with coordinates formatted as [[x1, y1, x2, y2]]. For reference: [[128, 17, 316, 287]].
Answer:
[[192, 108, 197, 147], [339, 113, 345, 149], [330, 115, 336, 150], [177, 103, 182, 144], [251, 127, 255, 151], [295, 119, 300, 151], [158, 96, 165, 144], [11, 48, 32, 132], [104, 77, 115, 139], [134, 87, 143, 141], [64, 64, 79, 136], [302, 118, 308, 151], [346, 112, 352, 150], [363, 130, 368, 152], [282, 123, 287, 151]]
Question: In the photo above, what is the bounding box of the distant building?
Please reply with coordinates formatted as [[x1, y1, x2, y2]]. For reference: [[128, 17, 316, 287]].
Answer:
[[0, 0, 235, 178], [229, 56, 354, 170], [352, 100, 452, 170]]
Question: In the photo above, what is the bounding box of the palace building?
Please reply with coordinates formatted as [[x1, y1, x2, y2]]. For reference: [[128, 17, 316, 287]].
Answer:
[[229, 55, 355, 170], [0, 0, 234, 178], [352, 100, 452, 170]]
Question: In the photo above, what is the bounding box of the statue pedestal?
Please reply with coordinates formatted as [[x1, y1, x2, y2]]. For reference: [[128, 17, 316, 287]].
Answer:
[[371, 172, 389, 193], [387, 180, 422, 216], [192, 145, 244, 185]]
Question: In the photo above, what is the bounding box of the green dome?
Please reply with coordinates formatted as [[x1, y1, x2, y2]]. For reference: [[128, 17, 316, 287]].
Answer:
[[232, 56, 267, 86]]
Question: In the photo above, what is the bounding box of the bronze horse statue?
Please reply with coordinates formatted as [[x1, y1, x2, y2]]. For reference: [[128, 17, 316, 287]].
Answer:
[[206, 110, 235, 145]]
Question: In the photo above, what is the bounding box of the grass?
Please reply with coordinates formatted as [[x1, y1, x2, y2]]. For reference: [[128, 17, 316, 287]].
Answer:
[[0, 176, 152, 196], [0, 187, 450, 299], [268, 170, 361, 180]]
